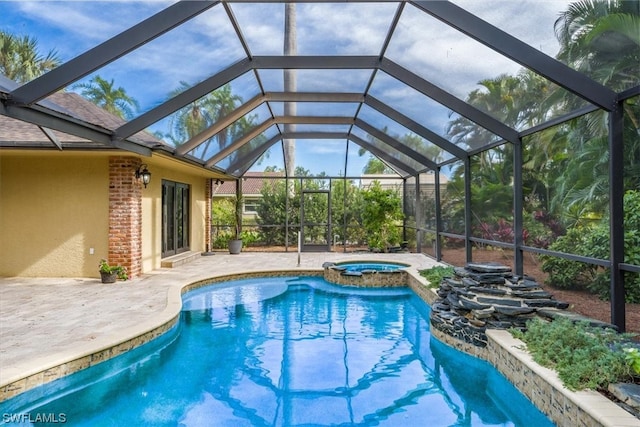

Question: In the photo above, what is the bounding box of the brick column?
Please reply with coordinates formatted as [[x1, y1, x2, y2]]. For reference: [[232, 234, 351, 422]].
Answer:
[[205, 178, 212, 252], [108, 156, 142, 278]]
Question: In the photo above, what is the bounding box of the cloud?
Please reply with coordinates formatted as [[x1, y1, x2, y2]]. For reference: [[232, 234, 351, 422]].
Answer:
[[299, 2, 398, 55], [229, 3, 284, 55], [305, 139, 347, 155], [450, 0, 572, 56], [230, 2, 399, 56], [13, 1, 173, 54]]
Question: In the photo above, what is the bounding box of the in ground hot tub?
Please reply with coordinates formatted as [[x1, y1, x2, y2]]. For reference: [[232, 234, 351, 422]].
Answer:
[[323, 261, 409, 287]]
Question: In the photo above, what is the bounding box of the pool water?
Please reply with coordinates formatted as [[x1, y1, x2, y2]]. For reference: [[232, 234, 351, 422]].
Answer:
[[1, 276, 554, 426]]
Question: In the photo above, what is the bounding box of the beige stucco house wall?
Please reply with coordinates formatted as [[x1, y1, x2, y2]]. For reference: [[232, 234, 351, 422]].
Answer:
[[0, 150, 215, 278], [0, 151, 110, 277]]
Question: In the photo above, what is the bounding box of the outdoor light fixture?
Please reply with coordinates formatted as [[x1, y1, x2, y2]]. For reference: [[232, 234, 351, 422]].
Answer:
[[135, 164, 151, 188], [215, 179, 224, 185]]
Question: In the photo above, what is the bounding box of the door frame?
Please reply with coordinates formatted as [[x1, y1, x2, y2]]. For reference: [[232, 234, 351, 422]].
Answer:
[[300, 189, 331, 252], [162, 179, 190, 258]]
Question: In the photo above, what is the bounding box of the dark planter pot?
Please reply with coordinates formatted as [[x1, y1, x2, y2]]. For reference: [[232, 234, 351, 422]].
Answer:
[[228, 239, 243, 254], [100, 272, 117, 283]]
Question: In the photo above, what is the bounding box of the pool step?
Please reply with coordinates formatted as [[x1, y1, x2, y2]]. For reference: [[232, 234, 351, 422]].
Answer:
[[161, 251, 201, 268]]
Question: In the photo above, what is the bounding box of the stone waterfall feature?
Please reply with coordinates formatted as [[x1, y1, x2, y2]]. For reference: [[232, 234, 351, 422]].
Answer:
[[430, 262, 569, 347]]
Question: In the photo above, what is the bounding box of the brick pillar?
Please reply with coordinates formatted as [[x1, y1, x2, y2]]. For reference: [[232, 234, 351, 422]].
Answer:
[[205, 178, 212, 252], [108, 157, 142, 278]]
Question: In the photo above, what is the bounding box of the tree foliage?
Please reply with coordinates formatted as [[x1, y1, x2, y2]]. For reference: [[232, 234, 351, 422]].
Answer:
[[441, 1, 639, 302], [0, 30, 61, 83], [73, 75, 140, 120], [541, 191, 640, 302], [361, 181, 403, 251]]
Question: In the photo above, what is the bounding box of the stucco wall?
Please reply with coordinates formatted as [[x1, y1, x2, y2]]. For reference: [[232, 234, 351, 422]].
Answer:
[[0, 152, 109, 277], [0, 152, 213, 278]]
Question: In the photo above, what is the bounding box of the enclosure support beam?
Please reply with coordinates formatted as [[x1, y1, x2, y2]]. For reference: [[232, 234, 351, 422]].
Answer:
[[410, 0, 616, 111], [415, 174, 423, 253], [464, 157, 472, 263], [513, 139, 524, 276], [609, 102, 626, 332], [435, 166, 443, 261]]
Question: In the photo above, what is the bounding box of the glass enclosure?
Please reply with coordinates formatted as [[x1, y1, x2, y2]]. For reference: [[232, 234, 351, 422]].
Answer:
[[2, 0, 638, 331]]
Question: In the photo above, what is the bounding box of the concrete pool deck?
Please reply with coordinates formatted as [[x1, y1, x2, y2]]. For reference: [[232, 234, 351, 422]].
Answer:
[[0, 252, 438, 394]]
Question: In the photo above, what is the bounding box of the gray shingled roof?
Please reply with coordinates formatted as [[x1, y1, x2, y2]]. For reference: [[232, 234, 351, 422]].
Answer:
[[0, 91, 167, 150]]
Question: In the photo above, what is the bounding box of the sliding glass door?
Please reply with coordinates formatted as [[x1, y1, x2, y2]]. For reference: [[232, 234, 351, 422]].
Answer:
[[162, 180, 190, 257]]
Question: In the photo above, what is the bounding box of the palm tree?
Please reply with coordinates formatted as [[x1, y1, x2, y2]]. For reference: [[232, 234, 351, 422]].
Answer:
[[0, 30, 61, 83], [73, 75, 139, 120], [283, 3, 297, 177], [551, 0, 640, 214], [166, 82, 257, 163], [554, 0, 639, 91]]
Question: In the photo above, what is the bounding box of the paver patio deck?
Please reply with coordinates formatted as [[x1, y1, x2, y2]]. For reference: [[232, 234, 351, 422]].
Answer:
[[0, 252, 438, 389]]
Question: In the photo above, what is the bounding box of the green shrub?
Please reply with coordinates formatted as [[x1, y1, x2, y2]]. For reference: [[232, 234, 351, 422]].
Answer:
[[540, 190, 640, 303], [361, 181, 403, 251], [240, 229, 259, 245], [212, 231, 233, 249], [540, 227, 597, 289], [625, 348, 640, 376], [419, 265, 455, 288], [511, 318, 634, 390]]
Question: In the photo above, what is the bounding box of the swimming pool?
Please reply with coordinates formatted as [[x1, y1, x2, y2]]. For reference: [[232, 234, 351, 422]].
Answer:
[[0, 276, 553, 426]]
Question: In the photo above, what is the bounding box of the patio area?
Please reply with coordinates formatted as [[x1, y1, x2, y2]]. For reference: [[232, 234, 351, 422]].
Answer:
[[0, 252, 438, 394]]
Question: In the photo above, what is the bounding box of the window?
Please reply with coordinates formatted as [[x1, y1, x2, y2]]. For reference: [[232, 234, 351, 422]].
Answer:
[[243, 197, 260, 214]]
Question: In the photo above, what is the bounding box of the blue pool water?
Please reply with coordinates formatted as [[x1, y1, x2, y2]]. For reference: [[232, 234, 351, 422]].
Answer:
[[1, 276, 554, 426], [337, 262, 407, 272]]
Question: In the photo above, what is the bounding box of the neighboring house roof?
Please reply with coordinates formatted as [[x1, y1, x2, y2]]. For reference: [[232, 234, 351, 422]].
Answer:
[[212, 171, 449, 197], [213, 171, 285, 196], [0, 90, 167, 150], [360, 172, 449, 189]]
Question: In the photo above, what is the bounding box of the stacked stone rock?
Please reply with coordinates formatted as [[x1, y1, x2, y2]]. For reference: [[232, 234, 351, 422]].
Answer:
[[430, 262, 569, 347]]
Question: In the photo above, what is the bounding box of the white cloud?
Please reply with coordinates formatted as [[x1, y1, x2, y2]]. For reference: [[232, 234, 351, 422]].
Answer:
[[229, 3, 284, 55], [14, 1, 173, 47], [305, 139, 347, 155], [450, 0, 573, 56]]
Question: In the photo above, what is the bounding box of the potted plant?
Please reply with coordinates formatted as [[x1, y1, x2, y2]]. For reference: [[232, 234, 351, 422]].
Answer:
[[99, 259, 128, 283], [228, 225, 243, 254]]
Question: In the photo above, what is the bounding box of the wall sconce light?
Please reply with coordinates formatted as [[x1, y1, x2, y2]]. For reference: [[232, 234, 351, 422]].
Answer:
[[135, 164, 151, 188], [215, 179, 224, 185]]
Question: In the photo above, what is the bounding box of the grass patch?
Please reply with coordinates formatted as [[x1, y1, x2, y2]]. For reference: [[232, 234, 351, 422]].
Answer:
[[419, 265, 455, 288]]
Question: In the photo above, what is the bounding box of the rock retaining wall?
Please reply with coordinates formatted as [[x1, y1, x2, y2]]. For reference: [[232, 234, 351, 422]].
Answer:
[[430, 262, 569, 347]]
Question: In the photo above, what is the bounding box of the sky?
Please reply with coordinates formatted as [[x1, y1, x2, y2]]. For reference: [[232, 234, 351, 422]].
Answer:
[[0, 0, 572, 177]]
